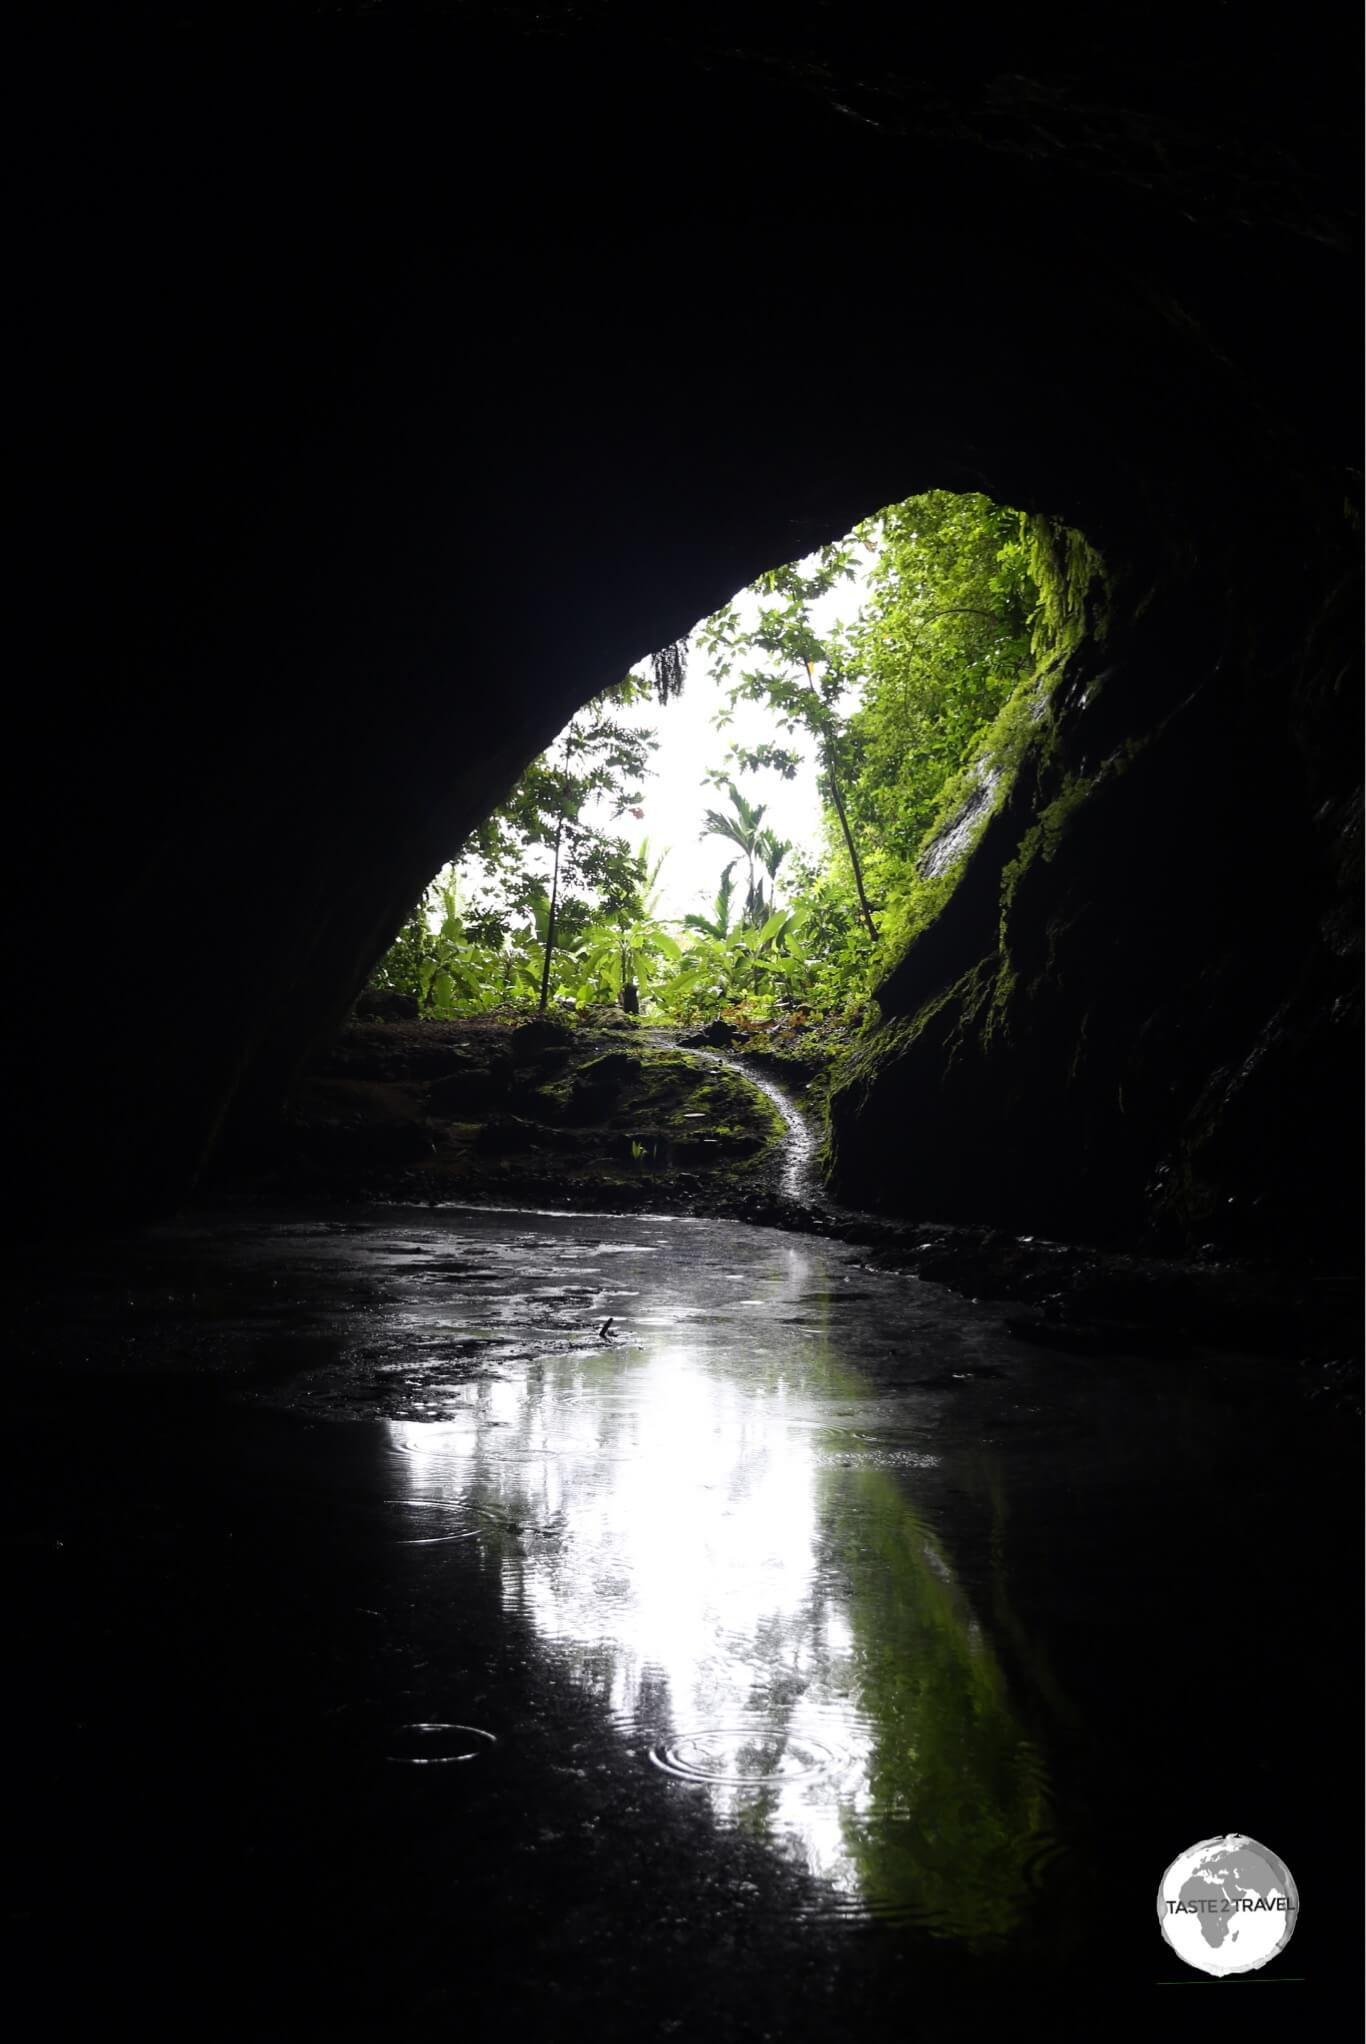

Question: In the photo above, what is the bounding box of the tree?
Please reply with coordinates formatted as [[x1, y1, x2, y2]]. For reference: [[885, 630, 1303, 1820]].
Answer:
[[578, 841, 680, 1014], [699, 548, 880, 940], [371, 489, 1050, 1026], [370, 675, 657, 1016], [843, 492, 1036, 872], [462, 677, 656, 1010], [756, 827, 791, 919], [693, 489, 1045, 999], [699, 779, 772, 929]]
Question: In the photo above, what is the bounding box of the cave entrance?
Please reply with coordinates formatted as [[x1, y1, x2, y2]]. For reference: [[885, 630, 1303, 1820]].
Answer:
[[292, 489, 1098, 1220], [366, 487, 1088, 1044]]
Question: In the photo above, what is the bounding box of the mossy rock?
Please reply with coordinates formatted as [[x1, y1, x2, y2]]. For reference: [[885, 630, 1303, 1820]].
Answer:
[[610, 1129, 675, 1166], [506, 1080, 566, 1122], [576, 1050, 641, 1087], [508, 1016, 575, 1061], [289, 1025, 789, 1207], [353, 990, 420, 1022], [521, 1043, 574, 1079], [473, 1116, 542, 1156], [291, 1117, 435, 1169], [427, 1064, 511, 1115], [577, 1006, 640, 1032]]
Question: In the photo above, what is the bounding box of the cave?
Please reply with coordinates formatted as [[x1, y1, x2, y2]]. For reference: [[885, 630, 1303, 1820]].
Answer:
[[8, 7, 1360, 2033]]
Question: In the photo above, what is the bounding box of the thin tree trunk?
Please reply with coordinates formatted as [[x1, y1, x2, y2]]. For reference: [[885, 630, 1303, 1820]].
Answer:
[[802, 660, 878, 942], [538, 811, 564, 1013], [825, 742, 879, 940]]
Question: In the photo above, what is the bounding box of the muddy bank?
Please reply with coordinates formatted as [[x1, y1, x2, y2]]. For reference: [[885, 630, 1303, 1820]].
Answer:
[[213, 1016, 792, 1217], [203, 1015, 1361, 1392]]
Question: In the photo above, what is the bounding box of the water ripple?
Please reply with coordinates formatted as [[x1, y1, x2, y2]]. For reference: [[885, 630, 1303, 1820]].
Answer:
[[385, 1722, 497, 1765], [648, 1726, 845, 1786]]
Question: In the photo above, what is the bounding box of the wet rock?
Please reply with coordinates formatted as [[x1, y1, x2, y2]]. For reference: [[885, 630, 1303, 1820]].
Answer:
[[562, 1051, 641, 1124], [428, 1062, 511, 1116], [520, 1044, 574, 1080], [577, 1005, 639, 1033], [509, 1017, 575, 1060], [672, 1135, 723, 1166], [682, 1019, 739, 1048], [732, 1045, 824, 1087], [612, 1129, 674, 1167], [474, 1116, 541, 1156], [238, 1023, 826, 1222], [313, 1024, 479, 1082], [291, 1116, 435, 1170], [1004, 1315, 1193, 1360], [1296, 1355, 1363, 1418], [674, 1128, 762, 1162], [352, 990, 420, 1022], [577, 1050, 639, 1087], [507, 1079, 566, 1122]]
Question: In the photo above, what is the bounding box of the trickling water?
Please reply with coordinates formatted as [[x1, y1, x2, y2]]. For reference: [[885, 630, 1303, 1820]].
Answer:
[[667, 1042, 831, 1207]]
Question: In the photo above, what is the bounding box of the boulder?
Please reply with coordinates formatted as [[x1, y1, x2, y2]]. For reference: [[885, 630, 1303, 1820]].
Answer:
[[427, 1063, 510, 1116], [353, 991, 420, 1022], [508, 1017, 576, 1061], [682, 1020, 739, 1049]]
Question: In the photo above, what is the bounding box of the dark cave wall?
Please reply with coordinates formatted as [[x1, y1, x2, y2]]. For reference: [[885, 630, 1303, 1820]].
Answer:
[[826, 536, 1362, 1261], [5, 9, 1359, 1243]]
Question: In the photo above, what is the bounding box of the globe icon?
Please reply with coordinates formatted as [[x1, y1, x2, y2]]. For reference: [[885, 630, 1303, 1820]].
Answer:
[[1157, 1834, 1299, 1976]]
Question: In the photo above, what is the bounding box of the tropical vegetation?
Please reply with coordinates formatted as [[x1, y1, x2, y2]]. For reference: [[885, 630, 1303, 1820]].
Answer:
[[366, 490, 1085, 1030]]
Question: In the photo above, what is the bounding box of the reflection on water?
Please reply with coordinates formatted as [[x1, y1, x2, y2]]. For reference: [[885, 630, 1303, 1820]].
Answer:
[[388, 1242, 1055, 1939]]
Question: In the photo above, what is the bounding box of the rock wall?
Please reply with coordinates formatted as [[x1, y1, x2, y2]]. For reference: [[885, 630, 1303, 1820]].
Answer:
[[827, 539, 1362, 1260], [5, 8, 1358, 1246]]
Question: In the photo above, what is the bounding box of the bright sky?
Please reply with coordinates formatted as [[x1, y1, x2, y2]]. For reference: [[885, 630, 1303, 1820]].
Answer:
[[602, 554, 874, 925]]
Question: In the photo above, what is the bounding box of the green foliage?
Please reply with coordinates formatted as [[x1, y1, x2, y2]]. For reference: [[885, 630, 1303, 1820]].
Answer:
[[700, 544, 880, 943], [834, 492, 1040, 952], [820, 1454, 1053, 1939], [695, 488, 1065, 999], [1023, 514, 1110, 665], [683, 862, 739, 942], [370, 678, 662, 1017], [647, 900, 817, 1025], [368, 490, 1102, 1032], [698, 780, 793, 930]]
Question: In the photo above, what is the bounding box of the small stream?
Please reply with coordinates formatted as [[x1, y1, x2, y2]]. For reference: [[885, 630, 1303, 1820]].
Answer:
[[674, 1042, 831, 1208]]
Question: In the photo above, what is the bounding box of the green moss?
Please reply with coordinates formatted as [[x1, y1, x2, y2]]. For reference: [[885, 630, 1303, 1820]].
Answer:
[[841, 956, 999, 1095], [1025, 515, 1110, 665], [576, 1049, 642, 1086], [824, 518, 1117, 1166], [877, 669, 1059, 966], [996, 719, 1154, 955], [878, 522, 1106, 969], [998, 771, 1095, 928], [634, 1051, 786, 1151], [983, 959, 1018, 1047]]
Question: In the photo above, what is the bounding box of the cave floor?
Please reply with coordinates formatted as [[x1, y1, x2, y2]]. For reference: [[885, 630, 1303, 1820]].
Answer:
[[7, 1205, 1357, 2035]]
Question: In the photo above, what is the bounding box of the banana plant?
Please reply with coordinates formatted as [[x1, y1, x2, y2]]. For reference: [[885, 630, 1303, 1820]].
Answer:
[[570, 911, 681, 1011]]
